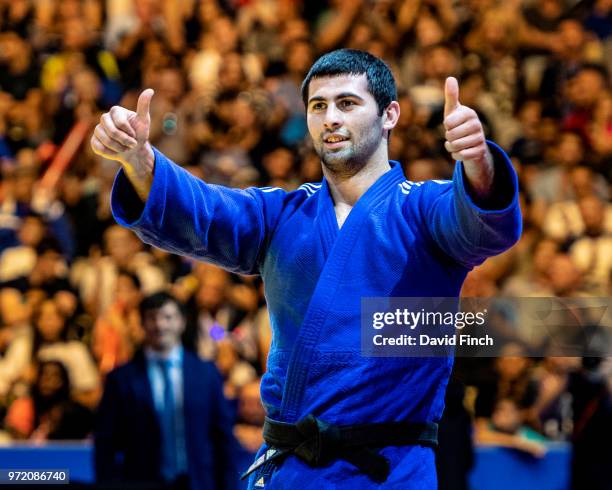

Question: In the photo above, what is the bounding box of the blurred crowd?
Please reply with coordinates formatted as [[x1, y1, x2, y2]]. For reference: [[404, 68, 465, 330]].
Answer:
[[0, 0, 611, 487]]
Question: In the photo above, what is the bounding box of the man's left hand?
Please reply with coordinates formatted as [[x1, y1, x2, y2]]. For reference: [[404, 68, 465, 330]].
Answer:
[[443, 76, 494, 198]]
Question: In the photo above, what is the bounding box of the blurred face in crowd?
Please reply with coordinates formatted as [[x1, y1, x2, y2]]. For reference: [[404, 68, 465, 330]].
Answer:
[[238, 380, 266, 425], [263, 148, 294, 179], [556, 132, 584, 167], [11, 169, 36, 203], [142, 301, 185, 353], [54, 290, 78, 319], [18, 216, 45, 247], [539, 0, 563, 19], [567, 69, 606, 108], [60, 174, 82, 206], [211, 16, 239, 54], [232, 97, 257, 129], [420, 46, 459, 82], [135, 0, 159, 23], [158, 68, 185, 104], [72, 69, 101, 103], [115, 273, 142, 310], [579, 195, 605, 236], [570, 166, 594, 199], [37, 361, 67, 398], [518, 100, 541, 132], [216, 339, 238, 377], [104, 226, 140, 266], [282, 19, 310, 45], [0, 288, 31, 327], [559, 19, 585, 55], [479, 9, 518, 52], [548, 254, 581, 296], [306, 74, 393, 176], [415, 13, 444, 47], [35, 249, 64, 281], [37, 300, 66, 342], [196, 270, 228, 311], [495, 343, 530, 380], [286, 41, 313, 77], [533, 238, 558, 276], [62, 17, 90, 51], [491, 398, 521, 434]]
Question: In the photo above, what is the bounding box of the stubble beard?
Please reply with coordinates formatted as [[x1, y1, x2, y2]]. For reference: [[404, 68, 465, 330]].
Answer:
[[317, 127, 382, 179]]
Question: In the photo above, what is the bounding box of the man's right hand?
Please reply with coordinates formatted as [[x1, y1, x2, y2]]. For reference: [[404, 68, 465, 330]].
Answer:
[[91, 88, 155, 201]]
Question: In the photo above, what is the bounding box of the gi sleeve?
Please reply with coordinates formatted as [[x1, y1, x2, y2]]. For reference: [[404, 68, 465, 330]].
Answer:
[[110, 148, 285, 275], [416, 141, 522, 269]]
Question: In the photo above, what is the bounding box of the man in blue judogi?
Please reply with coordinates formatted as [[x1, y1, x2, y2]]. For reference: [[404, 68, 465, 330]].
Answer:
[[92, 49, 521, 489]]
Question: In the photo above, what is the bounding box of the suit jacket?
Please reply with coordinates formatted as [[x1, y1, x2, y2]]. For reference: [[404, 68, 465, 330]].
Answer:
[[94, 349, 238, 490]]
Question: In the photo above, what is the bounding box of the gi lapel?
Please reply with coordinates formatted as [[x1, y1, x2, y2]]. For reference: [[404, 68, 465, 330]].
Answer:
[[316, 178, 338, 258], [279, 162, 406, 422]]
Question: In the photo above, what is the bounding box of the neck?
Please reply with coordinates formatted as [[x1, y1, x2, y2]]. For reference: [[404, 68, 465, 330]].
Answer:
[[323, 144, 391, 207], [148, 344, 180, 357]]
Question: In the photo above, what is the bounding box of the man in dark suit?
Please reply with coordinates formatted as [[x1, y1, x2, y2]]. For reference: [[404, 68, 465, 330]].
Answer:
[[94, 291, 239, 490]]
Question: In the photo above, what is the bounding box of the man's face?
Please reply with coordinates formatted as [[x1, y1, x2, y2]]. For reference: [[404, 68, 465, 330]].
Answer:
[[306, 74, 385, 175], [142, 301, 185, 352]]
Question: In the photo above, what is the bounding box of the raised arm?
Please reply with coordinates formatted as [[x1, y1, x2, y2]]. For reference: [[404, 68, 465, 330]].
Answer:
[[109, 149, 276, 275], [91, 90, 285, 275], [406, 77, 522, 268]]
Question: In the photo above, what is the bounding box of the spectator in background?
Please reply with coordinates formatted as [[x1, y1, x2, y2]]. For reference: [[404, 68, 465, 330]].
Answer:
[[234, 379, 265, 454], [234, 378, 266, 490], [33, 298, 100, 408], [503, 236, 559, 297], [215, 338, 257, 401], [22, 240, 72, 296], [0, 213, 45, 282], [474, 343, 544, 456], [92, 269, 143, 376], [71, 224, 164, 315], [4, 359, 93, 440], [0, 165, 75, 261], [542, 166, 611, 245], [0, 32, 40, 102], [529, 130, 609, 227], [569, 195, 612, 294], [531, 356, 581, 440], [0, 288, 32, 402], [562, 64, 609, 143], [95, 292, 238, 490]]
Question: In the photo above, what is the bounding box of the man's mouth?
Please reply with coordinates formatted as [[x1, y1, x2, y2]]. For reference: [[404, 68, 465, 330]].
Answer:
[[323, 134, 350, 145]]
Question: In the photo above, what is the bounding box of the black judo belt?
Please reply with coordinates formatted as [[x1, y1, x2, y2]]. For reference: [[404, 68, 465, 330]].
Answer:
[[241, 414, 438, 483]]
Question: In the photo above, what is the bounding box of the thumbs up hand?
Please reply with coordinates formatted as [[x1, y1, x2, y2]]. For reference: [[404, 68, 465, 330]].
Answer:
[[91, 89, 155, 200], [91, 88, 154, 163], [443, 77, 494, 197]]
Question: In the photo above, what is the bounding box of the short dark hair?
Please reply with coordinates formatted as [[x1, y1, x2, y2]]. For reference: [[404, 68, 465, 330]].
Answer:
[[139, 291, 185, 319], [301, 49, 397, 116]]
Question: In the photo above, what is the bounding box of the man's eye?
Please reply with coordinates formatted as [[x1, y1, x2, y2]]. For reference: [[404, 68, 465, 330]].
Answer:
[[340, 100, 355, 108], [312, 102, 325, 110]]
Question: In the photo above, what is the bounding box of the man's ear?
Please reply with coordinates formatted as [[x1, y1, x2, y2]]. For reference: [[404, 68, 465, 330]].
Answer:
[[383, 101, 400, 132]]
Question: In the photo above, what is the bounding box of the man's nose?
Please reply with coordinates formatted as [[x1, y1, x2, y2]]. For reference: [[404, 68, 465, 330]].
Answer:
[[323, 104, 343, 130]]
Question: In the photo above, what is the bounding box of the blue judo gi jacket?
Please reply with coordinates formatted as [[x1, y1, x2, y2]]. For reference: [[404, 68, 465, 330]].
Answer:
[[111, 141, 521, 489]]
